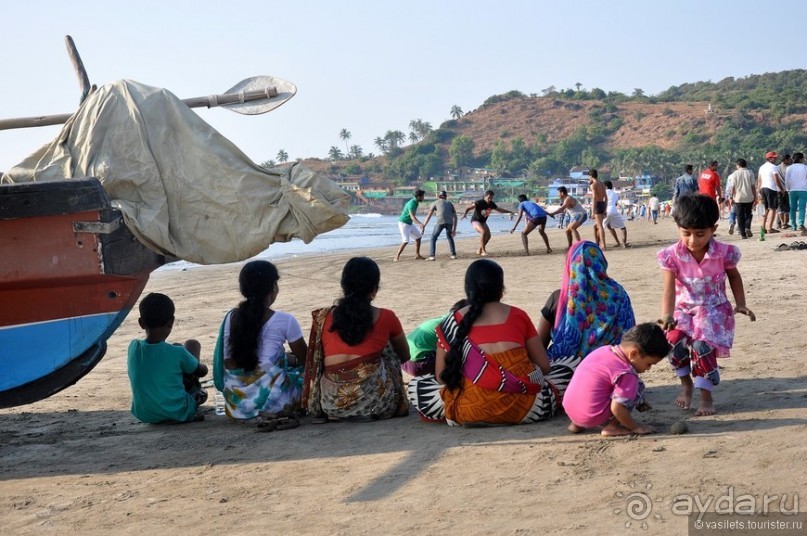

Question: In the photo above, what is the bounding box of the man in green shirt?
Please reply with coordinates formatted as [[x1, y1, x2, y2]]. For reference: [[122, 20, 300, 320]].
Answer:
[[395, 189, 426, 261]]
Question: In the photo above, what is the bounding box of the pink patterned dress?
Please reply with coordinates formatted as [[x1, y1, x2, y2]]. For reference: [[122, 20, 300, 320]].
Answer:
[[657, 239, 740, 358]]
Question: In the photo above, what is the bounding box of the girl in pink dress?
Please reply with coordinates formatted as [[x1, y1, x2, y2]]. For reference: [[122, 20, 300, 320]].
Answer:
[[658, 194, 755, 416]]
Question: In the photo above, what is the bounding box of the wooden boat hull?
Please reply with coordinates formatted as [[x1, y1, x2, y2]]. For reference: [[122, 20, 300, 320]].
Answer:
[[0, 179, 164, 407]]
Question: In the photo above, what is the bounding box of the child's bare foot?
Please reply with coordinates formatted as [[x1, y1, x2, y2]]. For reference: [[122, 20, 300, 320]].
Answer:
[[414, 255, 425, 260], [567, 423, 585, 433], [601, 420, 633, 436], [546, 248, 553, 254], [694, 390, 716, 416], [675, 377, 694, 409]]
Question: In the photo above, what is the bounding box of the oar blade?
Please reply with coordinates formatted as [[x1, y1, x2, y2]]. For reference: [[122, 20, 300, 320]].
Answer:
[[222, 75, 297, 115]]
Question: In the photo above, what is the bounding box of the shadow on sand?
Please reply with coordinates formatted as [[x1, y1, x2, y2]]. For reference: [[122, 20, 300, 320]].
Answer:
[[1, 375, 804, 502]]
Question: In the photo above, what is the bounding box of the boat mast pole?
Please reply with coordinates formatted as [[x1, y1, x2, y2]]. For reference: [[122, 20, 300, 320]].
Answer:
[[65, 35, 93, 105]]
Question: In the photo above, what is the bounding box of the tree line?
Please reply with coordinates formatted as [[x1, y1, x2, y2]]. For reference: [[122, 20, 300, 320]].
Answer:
[[263, 70, 807, 186]]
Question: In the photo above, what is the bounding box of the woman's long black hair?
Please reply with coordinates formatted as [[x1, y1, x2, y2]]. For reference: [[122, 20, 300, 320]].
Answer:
[[228, 260, 279, 371], [441, 259, 504, 390], [329, 257, 380, 346]]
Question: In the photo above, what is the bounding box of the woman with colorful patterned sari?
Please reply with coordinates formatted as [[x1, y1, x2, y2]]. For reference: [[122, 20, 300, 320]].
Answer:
[[409, 259, 573, 425], [547, 240, 635, 363], [410, 243, 635, 425], [213, 261, 307, 431], [302, 257, 410, 422]]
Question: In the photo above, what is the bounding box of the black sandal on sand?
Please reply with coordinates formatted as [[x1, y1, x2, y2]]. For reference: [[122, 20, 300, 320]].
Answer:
[[256, 411, 301, 432], [255, 417, 277, 432]]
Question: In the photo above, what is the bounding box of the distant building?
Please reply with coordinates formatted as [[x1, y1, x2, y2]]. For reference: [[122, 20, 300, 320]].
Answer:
[[632, 173, 658, 190], [612, 179, 634, 193], [547, 177, 590, 203], [437, 167, 490, 197], [568, 166, 590, 180]]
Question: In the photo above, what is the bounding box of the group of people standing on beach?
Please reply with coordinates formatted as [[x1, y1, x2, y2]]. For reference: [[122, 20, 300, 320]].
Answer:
[[393, 187, 516, 261], [673, 151, 807, 239], [392, 173, 625, 262], [126, 186, 754, 433]]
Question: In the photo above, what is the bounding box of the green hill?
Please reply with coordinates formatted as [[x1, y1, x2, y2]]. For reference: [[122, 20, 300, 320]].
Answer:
[[304, 69, 807, 183]]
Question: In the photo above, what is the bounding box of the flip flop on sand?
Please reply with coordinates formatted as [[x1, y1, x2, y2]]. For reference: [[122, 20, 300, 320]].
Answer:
[[776, 243, 790, 251], [256, 411, 300, 432]]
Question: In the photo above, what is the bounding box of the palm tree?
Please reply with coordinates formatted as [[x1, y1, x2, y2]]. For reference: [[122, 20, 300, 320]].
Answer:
[[349, 145, 363, 159], [328, 146, 343, 160], [276, 149, 288, 163], [408, 131, 419, 144], [339, 129, 352, 155], [416, 121, 432, 139], [374, 137, 388, 155], [450, 105, 463, 119], [575, 82, 582, 92], [386, 130, 405, 149]]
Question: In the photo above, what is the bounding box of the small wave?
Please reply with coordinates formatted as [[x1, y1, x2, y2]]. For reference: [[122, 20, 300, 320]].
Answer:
[[351, 213, 383, 218]]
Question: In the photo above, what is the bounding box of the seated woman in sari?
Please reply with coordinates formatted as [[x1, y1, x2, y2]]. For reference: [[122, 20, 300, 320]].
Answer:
[[213, 261, 308, 430], [546, 240, 635, 363], [302, 257, 410, 422], [409, 259, 581, 426]]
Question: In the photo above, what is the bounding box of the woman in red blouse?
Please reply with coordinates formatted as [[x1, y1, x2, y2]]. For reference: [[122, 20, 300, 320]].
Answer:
[[302, 257, 410, 422], [409, 259, 583, 426]]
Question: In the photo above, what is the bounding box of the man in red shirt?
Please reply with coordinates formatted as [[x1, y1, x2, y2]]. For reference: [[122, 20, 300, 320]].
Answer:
[[698, 160, 724, 203]]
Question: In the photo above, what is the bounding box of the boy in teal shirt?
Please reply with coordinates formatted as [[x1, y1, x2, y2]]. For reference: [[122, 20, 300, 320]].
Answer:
[[127, 293, 208, 423]]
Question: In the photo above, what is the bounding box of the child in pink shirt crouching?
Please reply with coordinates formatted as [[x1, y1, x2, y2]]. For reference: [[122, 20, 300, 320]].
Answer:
[[563, 323, 671, 436]]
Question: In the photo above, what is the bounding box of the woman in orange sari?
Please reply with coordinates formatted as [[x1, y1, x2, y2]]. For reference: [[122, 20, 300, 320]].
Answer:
[[302, 257, 410, 422], [409, 259, 580, 426]]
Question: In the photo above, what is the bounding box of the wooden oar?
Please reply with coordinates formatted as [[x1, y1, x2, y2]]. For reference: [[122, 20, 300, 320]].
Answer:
[[0, 75, 297, 132]]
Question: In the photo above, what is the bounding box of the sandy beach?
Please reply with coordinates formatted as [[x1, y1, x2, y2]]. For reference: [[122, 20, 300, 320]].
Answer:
[[1, 219, 805, 534]]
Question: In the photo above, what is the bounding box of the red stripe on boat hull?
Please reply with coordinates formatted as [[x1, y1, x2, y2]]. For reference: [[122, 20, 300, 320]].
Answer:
[[0, 274, 150, 326], [0, 208, 151, 326]]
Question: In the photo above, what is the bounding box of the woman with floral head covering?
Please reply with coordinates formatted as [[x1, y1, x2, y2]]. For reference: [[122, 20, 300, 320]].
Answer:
[[547, 240, 635, 362]]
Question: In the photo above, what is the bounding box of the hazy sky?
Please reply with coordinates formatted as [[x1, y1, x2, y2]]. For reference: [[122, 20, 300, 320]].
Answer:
[[1, 0, 803, 171]]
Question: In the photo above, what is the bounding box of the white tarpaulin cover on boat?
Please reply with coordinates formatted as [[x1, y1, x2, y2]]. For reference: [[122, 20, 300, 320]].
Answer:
[[1, 80, 350, 264]]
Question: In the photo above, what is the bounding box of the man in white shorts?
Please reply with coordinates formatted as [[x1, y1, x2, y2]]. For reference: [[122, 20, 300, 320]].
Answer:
[[603, 181, 628, 247], [395, 189, 426, 261]]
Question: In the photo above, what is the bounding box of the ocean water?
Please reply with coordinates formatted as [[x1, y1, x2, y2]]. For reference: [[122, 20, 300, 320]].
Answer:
[[159, 212, 583, 271]]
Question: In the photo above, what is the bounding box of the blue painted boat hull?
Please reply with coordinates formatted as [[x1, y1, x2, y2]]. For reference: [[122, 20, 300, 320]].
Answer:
[[0, 178, 164, 407]]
